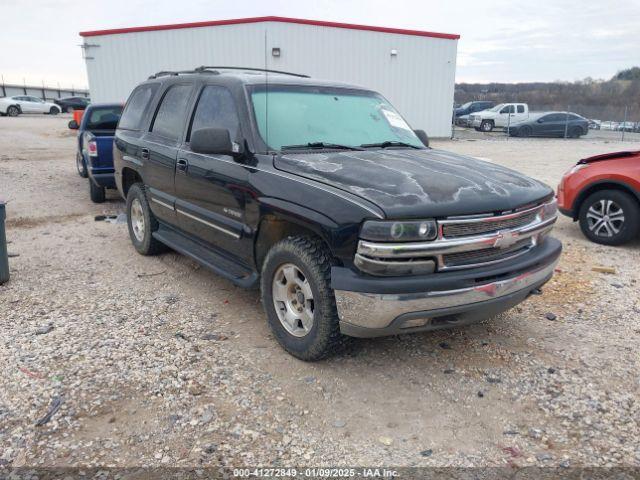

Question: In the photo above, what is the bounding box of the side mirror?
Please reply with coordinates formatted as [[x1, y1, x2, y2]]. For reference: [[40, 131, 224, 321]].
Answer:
[[413, 129, 429, 147], [68, 120, 79, 130], [190, 128, 240, 156], [537, 119, 544, 124]]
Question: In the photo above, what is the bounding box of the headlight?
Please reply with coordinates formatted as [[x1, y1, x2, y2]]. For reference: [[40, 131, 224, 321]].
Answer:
[[360, 220, 437, 242], [540, 199, 558, 220]]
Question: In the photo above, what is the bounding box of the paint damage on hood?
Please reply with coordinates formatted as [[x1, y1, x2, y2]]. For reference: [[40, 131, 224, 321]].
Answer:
[[275, 148, 554, 218]]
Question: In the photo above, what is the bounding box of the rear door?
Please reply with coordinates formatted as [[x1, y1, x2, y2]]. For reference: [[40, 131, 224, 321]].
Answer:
[[174, 84, 251, 263], [142, 83, 195, 225]]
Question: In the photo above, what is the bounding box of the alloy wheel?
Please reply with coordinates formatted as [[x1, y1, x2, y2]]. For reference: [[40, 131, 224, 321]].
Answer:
[[586, 199, 625, 238], [130, 198, 146, 242], [272, 263, 315, 337]]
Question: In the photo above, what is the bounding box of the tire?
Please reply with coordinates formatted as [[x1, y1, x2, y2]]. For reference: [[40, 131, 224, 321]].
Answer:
[[7, 106, 19, 117], [89, 179, 106, 203], [480, 120, 494, 132], [569, 127, 582, 138], [49, 107, 59, 115], [76, 152, 88, 178], [518, 126, 532, 137], [578, 190, 639, 246], [126, 183, 165, 255], [260, 236, 347, 361]]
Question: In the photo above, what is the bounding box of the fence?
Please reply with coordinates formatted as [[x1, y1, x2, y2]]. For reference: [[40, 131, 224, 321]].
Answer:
[[451, 103, 640, 142]]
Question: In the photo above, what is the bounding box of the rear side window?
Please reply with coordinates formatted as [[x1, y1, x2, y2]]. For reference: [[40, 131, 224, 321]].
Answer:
[[119, 84, 158, 130], [517, 105, 525, 113], [151, 84, 193, 140], [188, 86, 240, 141], [86, 106, 123, 130]]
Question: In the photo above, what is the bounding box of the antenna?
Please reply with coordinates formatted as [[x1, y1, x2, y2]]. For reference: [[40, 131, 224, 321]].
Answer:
[[264, 29, 269, 152]]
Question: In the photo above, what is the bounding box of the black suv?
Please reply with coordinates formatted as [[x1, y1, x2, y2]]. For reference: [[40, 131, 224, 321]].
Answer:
[[114, 67, 561, 361]]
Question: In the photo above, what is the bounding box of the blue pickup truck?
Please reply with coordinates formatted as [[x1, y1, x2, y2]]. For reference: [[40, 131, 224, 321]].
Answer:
[[69, 103, 123, 203]]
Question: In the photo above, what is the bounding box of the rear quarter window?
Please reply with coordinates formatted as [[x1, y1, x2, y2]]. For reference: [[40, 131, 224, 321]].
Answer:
[[119, 84, 159, 130]]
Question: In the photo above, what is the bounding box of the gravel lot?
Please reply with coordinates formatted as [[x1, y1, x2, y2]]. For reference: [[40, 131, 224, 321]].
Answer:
[[1, 115, 639, 469]]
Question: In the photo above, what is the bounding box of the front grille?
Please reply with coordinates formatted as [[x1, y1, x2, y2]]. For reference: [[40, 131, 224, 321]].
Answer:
[[442, 210, 538, 238], [443, 238, 532, 268]]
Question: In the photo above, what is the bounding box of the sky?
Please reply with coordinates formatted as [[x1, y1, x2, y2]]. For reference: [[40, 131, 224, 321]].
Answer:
[[2, 0, 640, 90]]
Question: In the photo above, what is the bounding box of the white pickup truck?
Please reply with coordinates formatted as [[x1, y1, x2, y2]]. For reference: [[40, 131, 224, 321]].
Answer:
[[470, 103, 529, 132]]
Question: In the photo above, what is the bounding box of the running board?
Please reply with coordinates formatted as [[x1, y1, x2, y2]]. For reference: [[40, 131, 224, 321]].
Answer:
[[153, 224, 258, 288]]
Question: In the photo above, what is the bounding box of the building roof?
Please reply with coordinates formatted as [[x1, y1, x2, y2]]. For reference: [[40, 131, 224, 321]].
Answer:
[[79, 15, 460, 40]]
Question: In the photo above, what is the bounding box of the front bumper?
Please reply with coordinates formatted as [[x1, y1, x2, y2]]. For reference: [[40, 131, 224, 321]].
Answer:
[[332, 237, 561, 337]]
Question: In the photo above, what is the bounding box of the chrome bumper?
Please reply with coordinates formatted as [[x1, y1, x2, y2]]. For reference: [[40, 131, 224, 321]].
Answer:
[[335, 256, 558, 333]]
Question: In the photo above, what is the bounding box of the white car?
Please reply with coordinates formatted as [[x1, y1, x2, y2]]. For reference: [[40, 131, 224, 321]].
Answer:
[[0, 95, 62, 117]]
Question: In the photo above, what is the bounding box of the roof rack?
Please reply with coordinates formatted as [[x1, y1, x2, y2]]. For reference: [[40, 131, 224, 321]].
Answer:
[[148, 69, 218, 79], [195, 66, 310, 78]]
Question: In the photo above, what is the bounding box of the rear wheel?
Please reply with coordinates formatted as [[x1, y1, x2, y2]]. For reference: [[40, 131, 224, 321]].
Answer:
[[89, 179, 105, 203], [261, 236, 347, 361], [126, 183, 165, 255], [480, 120, 494, 132], [49, 107, 59, 115], [7, 106, 19, 117], [578, 190, 639, 245], [518, 126, 532, 137]]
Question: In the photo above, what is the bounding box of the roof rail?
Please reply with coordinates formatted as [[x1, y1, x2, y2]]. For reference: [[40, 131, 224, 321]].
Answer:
[[195, 66, 310, 78], [148, 69, 218, 79]]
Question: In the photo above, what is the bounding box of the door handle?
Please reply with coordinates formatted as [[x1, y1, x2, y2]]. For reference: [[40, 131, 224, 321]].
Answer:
[[176, 158, 188, 173], [141, 148, 150, 159]]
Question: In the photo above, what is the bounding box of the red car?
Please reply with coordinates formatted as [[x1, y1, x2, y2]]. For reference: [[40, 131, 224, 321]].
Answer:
[[557, 150, 640, 245]]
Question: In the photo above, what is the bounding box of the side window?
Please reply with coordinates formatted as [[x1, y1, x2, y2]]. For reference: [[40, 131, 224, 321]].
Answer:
[[517, 105, 525, 113], [188, 85, 240, 141], [119, 84, 159, 130], [151, 84, 193, 140]]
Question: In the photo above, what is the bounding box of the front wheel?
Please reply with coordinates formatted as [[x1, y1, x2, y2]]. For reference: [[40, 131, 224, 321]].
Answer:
[[261, 236, 347, 361], [578, 190, 639, 245], [126, 183, 165, 255], [480, 120, 494, 132], [518, 126, 532, 137], [569, 127, 582, 138]]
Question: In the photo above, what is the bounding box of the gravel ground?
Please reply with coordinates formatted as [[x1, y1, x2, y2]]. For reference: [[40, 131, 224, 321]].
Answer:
[[1, 115, 639, 469]]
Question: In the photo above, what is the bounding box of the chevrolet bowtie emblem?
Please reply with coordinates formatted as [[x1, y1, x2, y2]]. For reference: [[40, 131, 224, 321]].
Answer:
[[493, 231, 519, 249]]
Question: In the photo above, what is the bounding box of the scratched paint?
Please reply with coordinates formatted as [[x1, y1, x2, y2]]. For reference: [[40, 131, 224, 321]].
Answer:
[[276, 149, 553, 218]]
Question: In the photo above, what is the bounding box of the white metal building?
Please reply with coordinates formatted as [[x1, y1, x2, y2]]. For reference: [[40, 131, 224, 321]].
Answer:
[[80, 16, 458, 137]]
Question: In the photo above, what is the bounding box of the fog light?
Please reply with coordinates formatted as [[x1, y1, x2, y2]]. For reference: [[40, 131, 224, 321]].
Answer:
[[401, 317, 430, 329]]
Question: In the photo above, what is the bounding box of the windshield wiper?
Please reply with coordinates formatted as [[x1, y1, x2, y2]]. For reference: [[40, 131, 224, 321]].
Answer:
[[360, 141, 422, 149], [281, 142, 364, 151]]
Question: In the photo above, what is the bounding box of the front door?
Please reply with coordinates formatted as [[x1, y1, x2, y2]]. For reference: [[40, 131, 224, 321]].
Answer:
[[174, 84, 252, 264], [495, 104, 515, 127]]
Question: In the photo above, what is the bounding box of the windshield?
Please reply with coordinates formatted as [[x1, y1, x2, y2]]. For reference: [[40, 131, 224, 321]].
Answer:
[[460, 102, 472, 109], [250, 86, 423, 151]]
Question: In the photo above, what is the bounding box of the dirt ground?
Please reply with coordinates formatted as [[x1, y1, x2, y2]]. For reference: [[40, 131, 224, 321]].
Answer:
[[1, 115, 639, 469]]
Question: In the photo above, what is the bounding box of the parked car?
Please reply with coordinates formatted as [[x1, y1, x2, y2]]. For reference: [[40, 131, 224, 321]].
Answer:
[[54, 96, 91, 113], [0, 95, 61, 116], [470, 103, 529, 132], [455, 114, 471, 127], [507, 112, 589, 138], [454, 101, 495, 118], [616, 122, 636, 132], [588, 119, 601, 130], [114, 67, 561, 360], [69, 103, 123, 202], [558, 150, 640, 245]]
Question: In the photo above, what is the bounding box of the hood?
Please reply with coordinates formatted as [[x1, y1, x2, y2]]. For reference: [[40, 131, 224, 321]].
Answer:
[[275, 149, 553, 218]]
